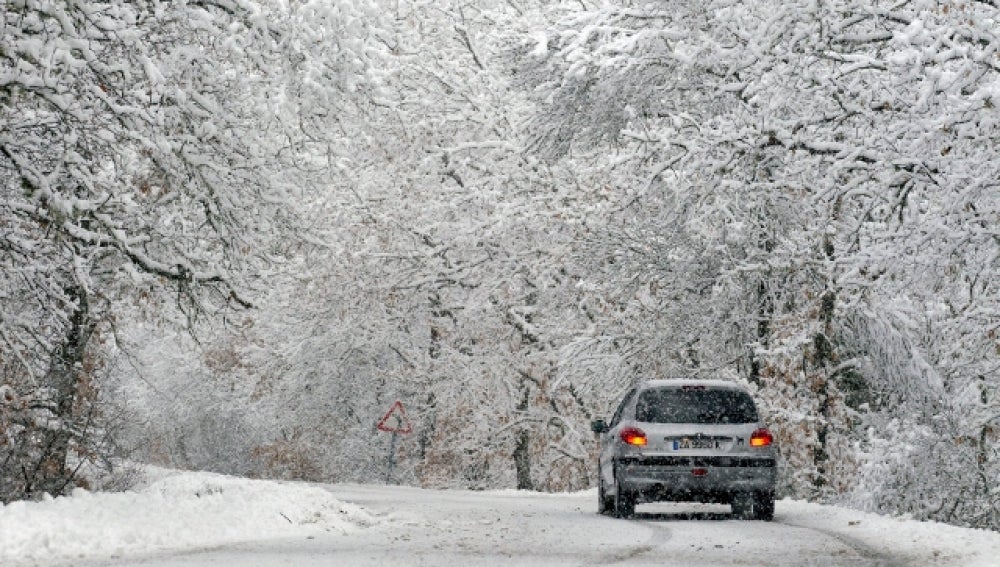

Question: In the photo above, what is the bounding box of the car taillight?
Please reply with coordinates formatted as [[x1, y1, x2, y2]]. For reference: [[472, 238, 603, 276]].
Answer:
[[750, 428, 773, 448], [620, 427, 648, 446]]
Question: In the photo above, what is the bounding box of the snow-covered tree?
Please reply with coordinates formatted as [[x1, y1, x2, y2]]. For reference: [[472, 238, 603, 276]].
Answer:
[[153, 0, 622, 491], [0, 0, 378, 501], [35, 0, 994, 532], [514, 0, 1000, 525]]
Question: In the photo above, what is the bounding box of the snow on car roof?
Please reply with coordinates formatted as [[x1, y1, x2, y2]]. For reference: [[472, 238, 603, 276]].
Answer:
[[638, 379, 748, 391]]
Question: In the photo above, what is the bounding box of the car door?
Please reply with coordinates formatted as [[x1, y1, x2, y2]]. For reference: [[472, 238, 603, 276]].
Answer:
[[599, 388, 637, 489]]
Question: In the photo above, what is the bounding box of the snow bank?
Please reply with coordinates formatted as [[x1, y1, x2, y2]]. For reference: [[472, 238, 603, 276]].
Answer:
[[779, 499, 1000, 567], [0, 468, 378, 566], [4, 472, 1000, 567]]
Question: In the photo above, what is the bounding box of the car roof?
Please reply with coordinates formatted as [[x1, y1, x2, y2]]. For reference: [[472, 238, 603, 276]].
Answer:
[[636, 379, 749, 392]]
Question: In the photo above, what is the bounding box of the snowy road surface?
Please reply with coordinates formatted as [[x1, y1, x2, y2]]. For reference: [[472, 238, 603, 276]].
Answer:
[[3, 469, 998, 566], [228, 484, 901, 567]]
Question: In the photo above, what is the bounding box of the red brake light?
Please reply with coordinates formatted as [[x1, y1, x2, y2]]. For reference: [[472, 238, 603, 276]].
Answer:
[[620, 427, 648, 446], [750, 428, 773, 448]]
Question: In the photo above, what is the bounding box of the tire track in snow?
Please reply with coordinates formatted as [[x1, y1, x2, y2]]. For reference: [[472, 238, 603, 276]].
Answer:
[[776, 517, 908, 567], [588, 511, 674, 565], [591, 507, 905, 566]]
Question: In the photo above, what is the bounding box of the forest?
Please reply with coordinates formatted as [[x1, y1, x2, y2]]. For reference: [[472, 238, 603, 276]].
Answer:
[[1, 0, 998, 531]]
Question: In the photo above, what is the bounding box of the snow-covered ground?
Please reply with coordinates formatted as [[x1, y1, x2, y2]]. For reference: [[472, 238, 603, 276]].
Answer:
[[0, 468, 379, 566], [2, 468, 999, 566]]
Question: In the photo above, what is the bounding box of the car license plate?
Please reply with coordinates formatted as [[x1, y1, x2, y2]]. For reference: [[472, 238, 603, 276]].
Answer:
[[673, 438, 718, 450]]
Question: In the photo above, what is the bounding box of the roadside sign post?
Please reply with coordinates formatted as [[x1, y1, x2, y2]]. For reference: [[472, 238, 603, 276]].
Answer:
[[376, 400, 413, 484]]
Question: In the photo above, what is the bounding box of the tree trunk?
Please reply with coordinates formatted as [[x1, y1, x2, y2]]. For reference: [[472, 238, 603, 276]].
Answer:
[[28, 284, 96, 498], [513, 384, 534, 490], [749, 280, 773, 387], [811, 233, 838, 492], [514, 429, 533, 490]]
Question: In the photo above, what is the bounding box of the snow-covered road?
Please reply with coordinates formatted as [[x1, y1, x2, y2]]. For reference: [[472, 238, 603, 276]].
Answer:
[[90, 484, 991, 567], [291, 484, 897, 567], [3, 469, 998, 566]]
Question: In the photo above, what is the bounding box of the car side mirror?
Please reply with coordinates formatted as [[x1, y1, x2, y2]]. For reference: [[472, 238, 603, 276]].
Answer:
[[591, 419, 609, 434]]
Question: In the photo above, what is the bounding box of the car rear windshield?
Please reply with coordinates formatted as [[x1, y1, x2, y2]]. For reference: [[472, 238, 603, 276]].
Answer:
[[634, 387, 759, 424]]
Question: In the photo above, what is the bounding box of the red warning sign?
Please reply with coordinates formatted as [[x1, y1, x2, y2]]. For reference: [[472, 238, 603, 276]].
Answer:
[[376, 400, 413, 434]]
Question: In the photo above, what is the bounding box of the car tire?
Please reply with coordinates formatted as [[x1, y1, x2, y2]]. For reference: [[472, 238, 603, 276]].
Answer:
[[597, 472, 612, 515], [754, 491, 775, 521], [732, 491, 775, 521], [731, 492, 754, 520], [613, 463, 635, 519]]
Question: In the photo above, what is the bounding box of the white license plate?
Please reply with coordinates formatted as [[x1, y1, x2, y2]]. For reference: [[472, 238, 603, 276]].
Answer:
[[673, 438, 718, 450]]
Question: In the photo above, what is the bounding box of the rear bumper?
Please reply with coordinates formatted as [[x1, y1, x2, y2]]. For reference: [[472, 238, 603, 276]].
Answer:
[[617, 455, 777, 503]]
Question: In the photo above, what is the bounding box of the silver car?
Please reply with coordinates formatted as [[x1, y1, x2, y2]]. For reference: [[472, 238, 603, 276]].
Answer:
[[591, 380, 778, 520]]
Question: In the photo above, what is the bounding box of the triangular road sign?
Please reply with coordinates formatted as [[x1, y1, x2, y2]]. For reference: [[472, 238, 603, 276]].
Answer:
[[376, 400, 413, 434]]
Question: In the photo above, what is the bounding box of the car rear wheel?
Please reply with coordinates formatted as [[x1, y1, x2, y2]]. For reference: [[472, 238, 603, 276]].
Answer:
[[732, 491, 775, 521], [731, 492, 752, 519], [612, 464, 635, 519], [754, 491, 775, 521], [597, 472, 613, 515]]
